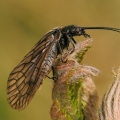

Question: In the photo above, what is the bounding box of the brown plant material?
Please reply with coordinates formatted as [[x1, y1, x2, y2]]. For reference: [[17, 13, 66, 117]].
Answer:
[[98, 68, 120, 120], [50, 39, 100, 120]]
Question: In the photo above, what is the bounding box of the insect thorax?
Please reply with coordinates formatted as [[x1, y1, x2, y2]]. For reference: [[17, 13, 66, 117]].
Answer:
[[61, 25, 84, 36]]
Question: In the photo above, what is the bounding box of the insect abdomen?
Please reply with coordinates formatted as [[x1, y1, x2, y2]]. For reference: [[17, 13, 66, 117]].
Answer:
[[38, 42, 58, 82]]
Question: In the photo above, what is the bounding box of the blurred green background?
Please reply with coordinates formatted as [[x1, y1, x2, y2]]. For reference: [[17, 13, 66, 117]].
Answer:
[[1, 0, 120, 120]]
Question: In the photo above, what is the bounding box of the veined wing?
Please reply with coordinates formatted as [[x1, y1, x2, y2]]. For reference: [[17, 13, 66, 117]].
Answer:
[[7, 29, 61, 110]]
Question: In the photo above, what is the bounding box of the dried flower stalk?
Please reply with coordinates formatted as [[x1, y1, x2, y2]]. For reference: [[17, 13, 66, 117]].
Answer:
[[98, 68, 120, 120]]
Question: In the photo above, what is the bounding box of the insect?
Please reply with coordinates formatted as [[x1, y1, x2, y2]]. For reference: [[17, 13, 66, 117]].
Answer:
[[7, 25, 120, 110]]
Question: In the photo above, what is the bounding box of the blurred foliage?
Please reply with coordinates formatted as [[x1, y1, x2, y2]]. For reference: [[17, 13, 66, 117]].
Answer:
[[0, 0, 120, 120]]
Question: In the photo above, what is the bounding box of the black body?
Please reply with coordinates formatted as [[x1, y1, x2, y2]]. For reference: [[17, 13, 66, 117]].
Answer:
[[7, 25, 120, 110]]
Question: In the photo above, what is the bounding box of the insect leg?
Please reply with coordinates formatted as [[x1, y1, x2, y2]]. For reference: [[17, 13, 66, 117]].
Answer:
[[46, 66, 58, 81], [66, 34, 76, 53], [57, 41, 67, 63], [83, 33, 91, 38], [69, 35, 77, 44], [81, 29, 91, 38], [46, 75, 57, 81]]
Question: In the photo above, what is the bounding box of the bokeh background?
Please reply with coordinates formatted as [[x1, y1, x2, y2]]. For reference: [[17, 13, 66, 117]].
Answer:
[[1, 0, 120, 120]]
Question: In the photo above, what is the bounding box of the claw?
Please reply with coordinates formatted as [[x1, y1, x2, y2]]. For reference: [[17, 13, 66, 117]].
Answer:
[[46, 75, 58, 81]]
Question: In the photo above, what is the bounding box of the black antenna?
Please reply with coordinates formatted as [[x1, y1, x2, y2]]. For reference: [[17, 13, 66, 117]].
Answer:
[[83, 27, 120, 33]]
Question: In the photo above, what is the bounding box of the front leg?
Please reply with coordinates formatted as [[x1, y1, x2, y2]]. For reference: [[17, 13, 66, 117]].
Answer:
[[66, 34, 76, 53], [57, 41, 67, 63]]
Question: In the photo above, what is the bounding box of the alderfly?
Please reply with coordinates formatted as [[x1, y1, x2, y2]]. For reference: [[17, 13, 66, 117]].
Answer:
[[7, 25, 120, 110]]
